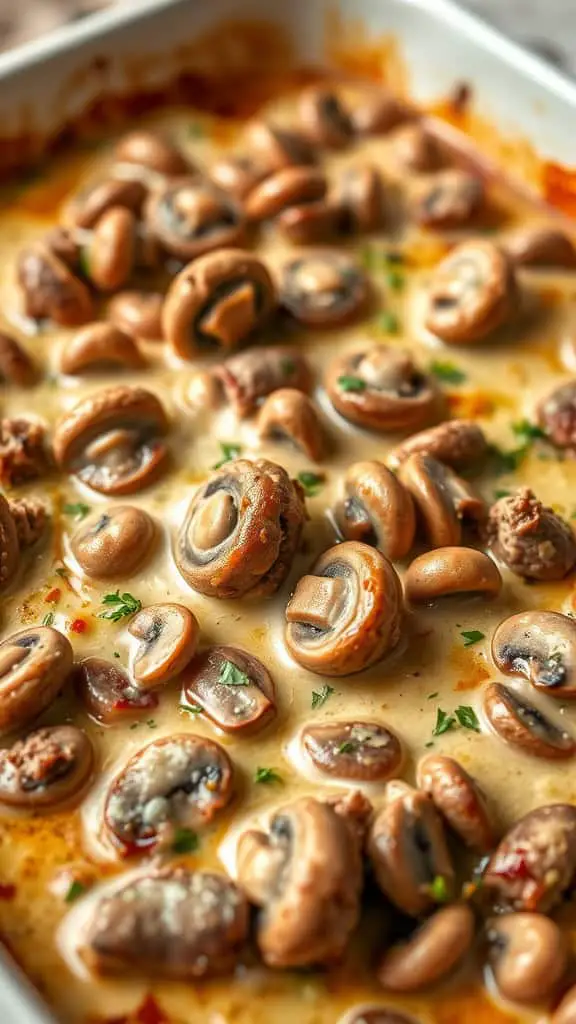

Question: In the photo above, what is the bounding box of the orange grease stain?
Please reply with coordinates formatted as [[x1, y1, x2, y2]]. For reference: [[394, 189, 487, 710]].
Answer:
[[450, 645, 491, 691], [544, 162, 576, 218], [434, 984, 521, 1024]]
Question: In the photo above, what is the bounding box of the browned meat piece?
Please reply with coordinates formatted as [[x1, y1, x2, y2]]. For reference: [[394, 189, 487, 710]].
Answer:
[[485, 488, 576, 581], [0, 418, 50, 486], [8, 498, 48, 548], [214, 346, 312, 418], [537, 381, 576, 451]]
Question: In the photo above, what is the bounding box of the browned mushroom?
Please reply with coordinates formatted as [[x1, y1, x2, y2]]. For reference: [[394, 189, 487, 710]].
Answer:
[[331, 164, 385, 233], [113, 130, 190, 178], [175, 458, 305, 600], [163, 248, 276, 359], [299, 87, 354, 149], [76, 658, 158, 725], [338, 1010, 420, 1024], [278, 251, 368, 327], [53, 386, 169, 495], [182, 645, 276, 734], [424, 239, 518, 343], [209, 154, 267, 201], [399, 454, 485, 548], [65, 177, 147, 230], [405, 547, 502, 603], [81, 867, 248, 979], [367, 782, 454, 916], [0, 725, 93, 809], [285, 541, 403, 676], [0, 626, 73, 735], [537, 381, 576, 452], [17, 242, 93, 327], [326, 347, 442, 433], [244, 120, 315, 173], [213, 345, 312, 418], [411, 170, 485, 230], [245, 166, 327, 221], [486, 913, 568, 1004], [70, 504, 156, 579], [483, 804, 576, 912], [333, 460, 416, 559], [60, 323, 146, 375], [145, 178, 245, 262], [0, 418, 51, 486], [0, 496, 21, 592], [302, 721, 404, 781], [350, 88, 412, 136], [104, 734, 234, 853], [485, 488, 576, 580], [492, 611, 576, 700], [108, 290, 164, 342], [0, 332, 38, 387], [257, 389, 327, 462], [390, 124, 444, 173], [482, 682, 576, 759], [377, 904, 475, 992], [388, 420, 488, 471], [85, 207, 137, 292], [236, 796, 362, 967], [416, 753, 496, 851], [553, 985, 576, 1024], [128, 603, 199, 689], [505, 226, 576, 268]]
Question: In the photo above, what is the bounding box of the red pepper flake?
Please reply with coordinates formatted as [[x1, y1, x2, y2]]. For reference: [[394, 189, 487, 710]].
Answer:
[[45, 587, 61, 605], [70, 617, 88, 635], [0, 884, 16, 901]]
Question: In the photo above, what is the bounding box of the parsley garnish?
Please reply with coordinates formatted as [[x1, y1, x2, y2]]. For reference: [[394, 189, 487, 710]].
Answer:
[[187, 123, 204, 138], [428, 875, 450, 903], [180, 702, 202, 715], [512, 419, 546, 443], [432, 708, 457, 736], [311, 684, 335, 710], [385, 267, 405, 291], [172, 828, 199, 854], [147, 719, 157, 729], [377, 311, 400, 334], [488, 442, 528, 475], [55, 567, 69, 579], [455, 705, 481, 732], [213, 442, 242, 469], [460, 629, 485, 647], [254, 767, 283, 785], [337, 375, 366, 393], [493, 489, 511, 500], [64, 880, 86, 903], [63, 502, 91, 520], [219, 660, 250, 686], [297, 471, 324, 497], [337, 740, 356, 754], [42, 612, 54, 627], [430, 360, 466, 385], [113, 651, 120, 659], [99, 590, 142, 622], [427, 692, 439, 700]]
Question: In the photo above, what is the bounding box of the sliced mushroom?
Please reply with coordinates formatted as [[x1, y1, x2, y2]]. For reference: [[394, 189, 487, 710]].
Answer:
[[339, 1009, 420, 1024], [351, 88, 412, 136], [492, 611, 576, 700], [0, 627, 73, 735], [278, 251, 368, 327], [60, 323, 145, 375], [70, 504, 156, 579], [175, 458, 306, 600], [244, 120, 315, 173], [108, 290, 164, 342], [17, 242, 93, 327], [113, 130, 190, 178], [483, 804, 576, 912], [0, 417, 51, 486], [76, 658, 158, 725], [486, 912, 568, 1004], [82, 867, 248, 979], [485, 488, 576, 581], [505, 226, 576, 268], [537, 381, 576, 452], [209, 154, 267, 201], [331, 164, 384, 233], [276, 195, 338, 245], [417, 754, 496, 851], [285, 541, 403, 676], [326, 347, 441, 433], [182, 645, 275, 734], [0, 725, 93, 809], [405, 547, 502, 603], [53, 385, 169, 495], [399, 454, 485, 548], [302, 721, 403, 781], [0, 332, 38, 387], [214, 345, 312, 418], [163, 248, 276, 359], [104, 735, 233, 853], [411, 170, 485, 230], [367, 783, 454, 916], [245, 166, 327, 221], [257, 389, 326, 462], [128, 603, 199, 689], [388, 420, 488, 471], [482, 682, 575, 759], [236, 796, 362, 967], [377, 904, 475, 992], [333, 461, 414, 559], [425, 239, 518, 344], [145, 178, 245, 262], [299, 87, 354, 149], [391, 124, 443, 173], [85, 207, 136, 292], [65, 177, 147, 230]]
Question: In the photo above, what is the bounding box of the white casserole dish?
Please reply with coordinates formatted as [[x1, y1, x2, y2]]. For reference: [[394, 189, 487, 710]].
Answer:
[[0, 0, 574, 1019]]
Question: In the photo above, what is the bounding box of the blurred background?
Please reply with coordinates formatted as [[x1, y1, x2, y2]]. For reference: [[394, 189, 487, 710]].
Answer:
[[0, 0, 574, 78]]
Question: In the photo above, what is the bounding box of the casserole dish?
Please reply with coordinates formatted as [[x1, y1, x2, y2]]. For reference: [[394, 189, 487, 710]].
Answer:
[[0, 2, 576, 1023]]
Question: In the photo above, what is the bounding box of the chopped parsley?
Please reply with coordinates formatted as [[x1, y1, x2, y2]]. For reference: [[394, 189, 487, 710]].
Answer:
[[254, 767, 283, 785], [455, 705, 481, 732], [311, 684, 335, 710], [376, 311, 400, 334], [63, 502, 91, 520], [512, 419, 546, 443], [54, 567, 69, 579], [297, 471, 324, 497], [432, 708, 457, 736], [113, 651, 120, 659], [337, 375, 366, 393], [460, 629, 485, 647], [385, 267, 405, 291], [337, 740, 356, 755], [64, 880, 86, 903], [493, 489, 511, 500], [213, 442, 242, 469], [427, 691, 439, 700], [172, 828, 199, 854], [99, 590, 142, 622], [429, 360, 466, 385], [428, 875, 450, 903], [179, 702, 202, 715], [42, 612, 54, 627], [488, 442, 528, 475], [187, 123, 204, 138], [219, 660, 250, 686]]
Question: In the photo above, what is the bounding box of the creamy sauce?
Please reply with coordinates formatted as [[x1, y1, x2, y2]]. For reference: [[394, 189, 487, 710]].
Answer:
[[0, 81, 575, 1024]]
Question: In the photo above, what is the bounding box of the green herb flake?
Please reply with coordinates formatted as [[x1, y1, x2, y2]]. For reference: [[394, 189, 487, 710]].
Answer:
[[172, 828, 199, 854], [64, 880, 86, 903], [455, 705, 481, 732], [430, 360, 466, 385], [376, 311, 400, 334], [311, 684, 335, 710], [337, 375, 366, 393], [147, 719, 157, 730], [384, 250, 405, 265], [488, 442, 528, 475], [219, 660, 250, 686], [424, 740, 435, 748], [385, 267, 405, 291], [281, 357, 296, 377], [493, 489, 511, 500], [428, 875, 450, 903], [427, 692, 439, 700], [63, 502, 91, 520], [54, 567, 69, 579], [187, 123, 204, 138], [460, 629, 485, 648], [337, 740, 356, 755], [42, 612, 54, 627], [297, 471, 324, 497], [180, 702, 202, 715], [113, 651, 120, 659], [213, 442, 242, 469], [99, 590, 142, 622], [432, 708, 456, 737], [254, 767, 283, 785], [360, 244, 375, 270], [512, 419, 546, 443]]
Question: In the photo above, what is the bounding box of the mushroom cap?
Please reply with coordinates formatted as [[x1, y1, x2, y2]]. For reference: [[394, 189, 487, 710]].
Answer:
[[108, 290, 164, 342], [334, 459, 415, 559], [182, 645, 275, 734], [411, 169, 484, 230], [388, 419, 488, 471], [331, 163, 385, 233], [298, 86, 354, 149], [214, 345, 312, 418], [60, 322, 146, 375], [128, 603, 199, 689], [257, 388, 326, 462], [87, 206, 137, 293], [65, 176, 146, 230], [0, 626, 73, 735], [0, 331, 38, 387], [416, 753, 496, 851], [113, 130, 190, 177], [377, 903, 475, 992], [405, 547, 502, 603], [17, 243, 94, 327], [302, 720, 404, 781], [492, 610, 576, 699], [486, 912, 568, 1004], [482, 682, 576, 760], [76, 657, 158, 725], [70, 504, 156, 580], [399, 454, 485, 549], [505, 226, 576, 268], [278, 251, 368, 327], [245, 166, 327, 221], [145, 178, 245, 262], [0, 725, 94, 809]]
